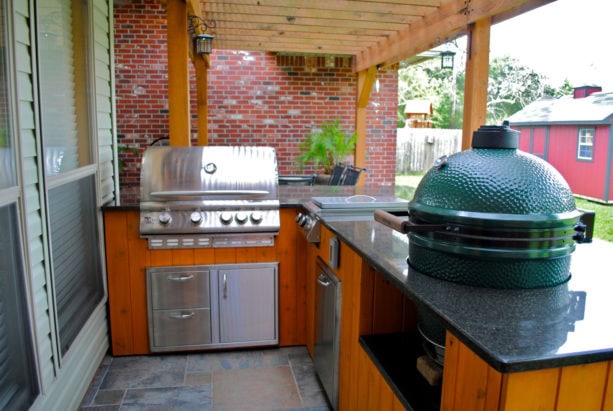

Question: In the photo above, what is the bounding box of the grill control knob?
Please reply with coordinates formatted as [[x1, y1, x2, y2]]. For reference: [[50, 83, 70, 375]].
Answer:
[[159, 212, 172, 225], [235, 212, 248, 224], [220, 212, 233, 225], [190, 211, 202, 224], [251, 212, 264, 224], [297, 214, 311, 227]]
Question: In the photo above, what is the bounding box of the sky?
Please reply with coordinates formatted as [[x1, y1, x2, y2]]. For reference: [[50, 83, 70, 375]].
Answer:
[[488, 0, 613, 90]]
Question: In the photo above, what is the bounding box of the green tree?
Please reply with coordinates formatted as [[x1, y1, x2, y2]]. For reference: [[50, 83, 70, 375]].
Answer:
[[398, 54, 573, 129], [398, 59, 460, 128], [487, 56, 551, 123]]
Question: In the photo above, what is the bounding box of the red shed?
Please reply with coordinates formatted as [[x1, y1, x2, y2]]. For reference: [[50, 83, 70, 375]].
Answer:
[[508, 87, 613, 203]]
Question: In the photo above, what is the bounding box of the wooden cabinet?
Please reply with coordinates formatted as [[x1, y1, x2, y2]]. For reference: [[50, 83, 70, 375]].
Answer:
[[312, 226, 416, 410], [441, 333, 613, 411], [316, 226, 613, 411], [103, 208, 306, 355]]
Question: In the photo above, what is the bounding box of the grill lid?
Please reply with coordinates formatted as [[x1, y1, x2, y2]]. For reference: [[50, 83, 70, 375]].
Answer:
[[140, 146, 278, 203], [410, 122, 579, 227]]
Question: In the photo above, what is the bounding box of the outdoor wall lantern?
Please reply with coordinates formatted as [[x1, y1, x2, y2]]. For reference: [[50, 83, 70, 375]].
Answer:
[[195, 33, 214, 55], [441, 50, 456, 69], [188, 15, 216, 55]]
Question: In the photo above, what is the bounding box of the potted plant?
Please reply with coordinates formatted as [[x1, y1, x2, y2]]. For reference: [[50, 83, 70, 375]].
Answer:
[[296, 120, 357, 181]]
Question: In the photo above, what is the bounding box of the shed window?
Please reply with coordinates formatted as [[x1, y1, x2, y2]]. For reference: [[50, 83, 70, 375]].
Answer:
[[577, 128, 594, 160]]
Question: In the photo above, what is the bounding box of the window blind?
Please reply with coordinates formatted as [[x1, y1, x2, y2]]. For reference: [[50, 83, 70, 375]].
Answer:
[[48, 176, 103, 355]]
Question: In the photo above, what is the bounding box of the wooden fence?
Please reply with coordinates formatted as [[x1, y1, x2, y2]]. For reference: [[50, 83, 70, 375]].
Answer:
[[396, 128, 462, 174]]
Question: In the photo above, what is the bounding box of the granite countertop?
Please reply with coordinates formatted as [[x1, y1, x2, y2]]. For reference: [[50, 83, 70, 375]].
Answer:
[[104, 185, 613, 373], [324, 218, 613, 373], [102, 184, 399, 210]]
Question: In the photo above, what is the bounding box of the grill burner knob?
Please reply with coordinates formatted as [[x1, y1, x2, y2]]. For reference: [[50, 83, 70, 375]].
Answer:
[[235, 212, 248, 224], [220, 212, 233, 225], [251, 212, 263, 224], [158, 212, 172, 225], [296, 213, 311, 228], [190, 211, 202, 224]]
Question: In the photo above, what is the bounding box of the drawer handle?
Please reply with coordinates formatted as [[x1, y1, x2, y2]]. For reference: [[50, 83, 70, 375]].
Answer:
[[167, 274, 194, 282], [169, 311, 195, 320], [223, 273, 228, 298]]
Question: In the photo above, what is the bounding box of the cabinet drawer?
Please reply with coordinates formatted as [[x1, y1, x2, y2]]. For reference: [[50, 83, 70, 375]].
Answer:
[[151, 308, 211, 348], [148, 268, 210, 309]]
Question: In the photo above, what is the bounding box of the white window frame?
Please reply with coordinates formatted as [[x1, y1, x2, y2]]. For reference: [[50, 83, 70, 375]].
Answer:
[[577, 127, 594, 161]]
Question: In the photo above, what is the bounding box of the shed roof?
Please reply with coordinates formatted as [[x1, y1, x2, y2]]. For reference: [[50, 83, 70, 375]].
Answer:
[[508, 92, 613, 125]]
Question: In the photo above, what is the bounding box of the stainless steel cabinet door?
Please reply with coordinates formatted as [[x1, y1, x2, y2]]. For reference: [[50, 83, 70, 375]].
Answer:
[[217, 266, 278, 344]]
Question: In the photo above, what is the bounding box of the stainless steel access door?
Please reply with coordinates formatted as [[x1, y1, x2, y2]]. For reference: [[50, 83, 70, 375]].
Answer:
[[217, 264, 278, 345], [313, 257, 342, 410]]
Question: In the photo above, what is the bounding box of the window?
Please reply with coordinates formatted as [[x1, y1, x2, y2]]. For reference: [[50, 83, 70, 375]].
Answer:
[[577, 127, 594, 161], [37, 0, 103, 357]]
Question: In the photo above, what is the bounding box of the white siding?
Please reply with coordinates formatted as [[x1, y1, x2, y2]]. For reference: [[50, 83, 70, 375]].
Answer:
[[93, 0, 117, 203], [10, 0, 114, 408], [12, 0, 56, 395]]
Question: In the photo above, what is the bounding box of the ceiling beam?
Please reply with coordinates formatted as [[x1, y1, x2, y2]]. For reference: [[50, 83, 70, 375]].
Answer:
[[354, 0, 554, 72]]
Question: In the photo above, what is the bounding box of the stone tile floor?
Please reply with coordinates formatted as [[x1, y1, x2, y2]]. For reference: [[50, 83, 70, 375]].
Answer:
[[79, 346, 331, 411]]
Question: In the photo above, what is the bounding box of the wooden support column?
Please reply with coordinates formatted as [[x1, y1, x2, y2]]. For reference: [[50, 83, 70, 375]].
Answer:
[[461, 17, 491, 150], [355, 66, 377, 186], [167, 0, 190, 146], [194, 57, 209, 146], [187, 0, 210, 146]]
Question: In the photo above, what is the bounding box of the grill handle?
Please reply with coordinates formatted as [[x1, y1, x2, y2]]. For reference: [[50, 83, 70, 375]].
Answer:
[[374, 209, 447, 234]]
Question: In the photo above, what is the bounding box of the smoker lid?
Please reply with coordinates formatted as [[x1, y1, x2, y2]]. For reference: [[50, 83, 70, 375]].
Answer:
[[140, 146, 279, 202]]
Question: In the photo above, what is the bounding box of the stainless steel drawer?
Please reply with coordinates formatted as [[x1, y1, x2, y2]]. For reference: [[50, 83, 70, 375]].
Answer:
[[151, 308, 211, 348], [148, 268, 209, 310]]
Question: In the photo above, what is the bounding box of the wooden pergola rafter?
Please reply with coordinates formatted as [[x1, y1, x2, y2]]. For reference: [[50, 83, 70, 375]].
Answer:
[[166, 0, 556, 181]]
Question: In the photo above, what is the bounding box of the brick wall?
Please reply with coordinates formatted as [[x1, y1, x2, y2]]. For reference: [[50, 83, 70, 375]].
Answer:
[[114, 0, 398, 186]]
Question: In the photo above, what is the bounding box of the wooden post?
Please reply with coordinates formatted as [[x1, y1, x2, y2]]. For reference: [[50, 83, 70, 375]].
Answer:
[[355, 66, 377, 186], [194, 56, 209, 146], [167, 0, 190, 146], [461, 18, 491, 150], [187, 0, 210, 146]]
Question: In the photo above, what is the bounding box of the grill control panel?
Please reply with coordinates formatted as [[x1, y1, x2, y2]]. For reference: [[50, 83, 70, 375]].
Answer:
[[140, 208, 280, 236]]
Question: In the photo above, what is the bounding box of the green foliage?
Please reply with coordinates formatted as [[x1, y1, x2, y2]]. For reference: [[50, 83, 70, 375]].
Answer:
[[398, 54, 574, 129], [296, 120, 357, 174], [117, 145, 139, 173], [0, 128, 8, 148], [575, 198, 613, 242], [398, 59, 460, 129], [487, 56, 551, 123]]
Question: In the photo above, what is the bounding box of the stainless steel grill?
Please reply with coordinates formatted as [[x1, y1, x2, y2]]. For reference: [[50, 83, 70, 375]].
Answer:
[[140, 146, 280, 249]]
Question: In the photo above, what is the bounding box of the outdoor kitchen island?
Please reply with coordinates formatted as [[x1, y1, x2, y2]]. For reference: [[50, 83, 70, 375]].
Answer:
[[103, 185, 613, 410], [320, 214, 613, 410]]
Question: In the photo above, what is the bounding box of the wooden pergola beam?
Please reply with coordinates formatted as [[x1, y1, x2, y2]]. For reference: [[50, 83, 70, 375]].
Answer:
[[355, 66, 377, 186], [167, 0, 190, 146], [354, 0, 553, 72], [186, 0, 210, 146], [462, 18, 491, 150]]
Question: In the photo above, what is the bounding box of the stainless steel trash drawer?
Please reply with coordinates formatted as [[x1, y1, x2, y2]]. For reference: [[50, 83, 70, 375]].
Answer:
[[151, 308, 212, 348], [149, 267, 210, 310]]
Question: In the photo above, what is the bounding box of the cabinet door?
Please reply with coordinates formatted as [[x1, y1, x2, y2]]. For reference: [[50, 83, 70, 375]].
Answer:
[[218, 266, 278, 344]]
